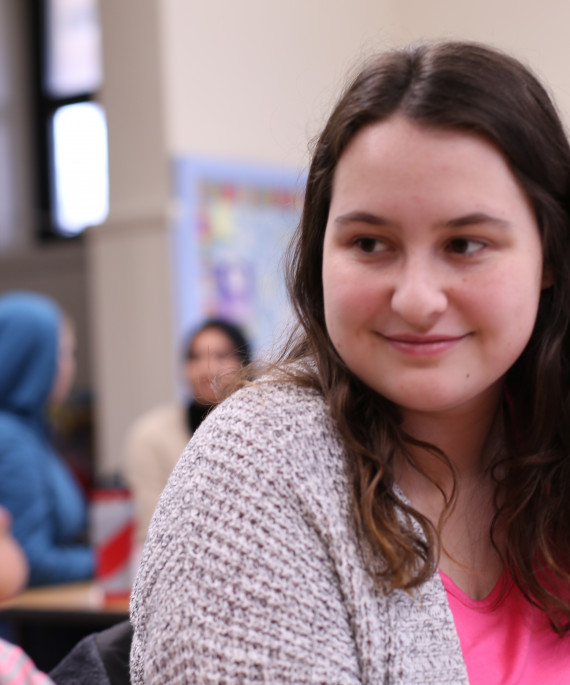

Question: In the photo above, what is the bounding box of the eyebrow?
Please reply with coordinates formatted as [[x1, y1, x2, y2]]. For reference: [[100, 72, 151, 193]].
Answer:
[[334, 211, 391, 227], [444, 212, 510, 229], [333, 210, 510, 229]]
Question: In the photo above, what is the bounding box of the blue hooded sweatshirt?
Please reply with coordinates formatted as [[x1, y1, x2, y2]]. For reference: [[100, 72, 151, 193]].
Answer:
[[0, 292, 94, 585]]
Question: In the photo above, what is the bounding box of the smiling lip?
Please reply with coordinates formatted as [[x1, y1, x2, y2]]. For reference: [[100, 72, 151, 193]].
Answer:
[[380, 333, 468, 356]]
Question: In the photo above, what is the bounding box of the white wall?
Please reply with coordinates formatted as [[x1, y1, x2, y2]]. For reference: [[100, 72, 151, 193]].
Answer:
[[160, 0, 398, 168]]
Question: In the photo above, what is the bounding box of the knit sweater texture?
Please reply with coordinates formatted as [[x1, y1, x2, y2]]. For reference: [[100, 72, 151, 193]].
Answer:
[[130, 380, 470, 684]]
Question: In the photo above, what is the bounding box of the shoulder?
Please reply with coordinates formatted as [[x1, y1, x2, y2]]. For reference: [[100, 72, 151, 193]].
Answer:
[[0, 411, 32, 438], [151, 379, 349, 541], [189, 380, 341, 474], [203, 379, 332, 441], [0, 412, 43, 464], [127, 403, 187, 440], [131, 382, 362, 683], [150, 379, 348, 525]]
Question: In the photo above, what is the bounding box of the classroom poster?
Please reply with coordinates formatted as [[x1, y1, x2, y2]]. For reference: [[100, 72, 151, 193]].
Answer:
[[172, 157, 305, 359]]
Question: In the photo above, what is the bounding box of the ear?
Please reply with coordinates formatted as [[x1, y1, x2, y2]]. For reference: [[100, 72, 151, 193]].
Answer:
[[541, 265, 554, 290]]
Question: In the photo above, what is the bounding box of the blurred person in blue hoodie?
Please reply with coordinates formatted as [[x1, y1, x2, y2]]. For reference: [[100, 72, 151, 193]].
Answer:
[[0, 291, 94, 586]]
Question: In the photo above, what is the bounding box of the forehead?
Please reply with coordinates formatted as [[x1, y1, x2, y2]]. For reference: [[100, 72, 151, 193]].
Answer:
[[337, 116, 503, 176], [329, 115, 532, 219], [190, 327, 234, 352]]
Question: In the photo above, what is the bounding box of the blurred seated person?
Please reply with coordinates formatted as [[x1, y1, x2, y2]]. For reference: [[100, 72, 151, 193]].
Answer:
[[0, 292, 94, 586], [124, 318, 251, 546], [0, 505, 55, 684]]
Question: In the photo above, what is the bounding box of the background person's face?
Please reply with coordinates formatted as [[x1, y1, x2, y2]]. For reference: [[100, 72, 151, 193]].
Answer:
[[184, 328, 242, 405]]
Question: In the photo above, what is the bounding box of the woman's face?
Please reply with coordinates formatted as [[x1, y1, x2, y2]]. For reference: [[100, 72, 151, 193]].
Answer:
[[322, 115, 550, 420], [184, 328, 242, 406]]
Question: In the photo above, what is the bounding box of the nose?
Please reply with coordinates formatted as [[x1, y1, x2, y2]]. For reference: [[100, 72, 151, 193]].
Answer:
[[390, 256, 448, 329]]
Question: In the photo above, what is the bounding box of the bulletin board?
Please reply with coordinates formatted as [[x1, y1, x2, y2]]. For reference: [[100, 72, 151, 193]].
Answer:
[[171, 156, 305, 359]]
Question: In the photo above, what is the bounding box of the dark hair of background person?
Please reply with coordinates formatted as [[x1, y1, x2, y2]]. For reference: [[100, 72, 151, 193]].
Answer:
[[183, 317, 252, 434], [279, 41, 570, 633], [183, 318, 252, 368]]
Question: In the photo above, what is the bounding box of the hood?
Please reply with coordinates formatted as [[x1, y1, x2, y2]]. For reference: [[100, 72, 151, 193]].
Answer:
[[0, 291, 61, 419]]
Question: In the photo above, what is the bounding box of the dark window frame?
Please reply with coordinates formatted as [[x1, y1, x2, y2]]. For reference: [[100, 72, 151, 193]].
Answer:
[[29, 0, 99, 241]]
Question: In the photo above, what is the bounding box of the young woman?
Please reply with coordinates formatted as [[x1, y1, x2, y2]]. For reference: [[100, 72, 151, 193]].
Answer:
[[130, 41, 570, 683], [124, 318, 251, 546]]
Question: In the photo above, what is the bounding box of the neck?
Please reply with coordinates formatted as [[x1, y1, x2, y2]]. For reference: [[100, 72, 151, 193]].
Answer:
[[397, 385, 504, 487], [394, 387, 506, 599]]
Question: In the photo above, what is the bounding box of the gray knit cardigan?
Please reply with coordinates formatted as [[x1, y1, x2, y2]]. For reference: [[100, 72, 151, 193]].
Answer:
[[130, 381, 469, 684]]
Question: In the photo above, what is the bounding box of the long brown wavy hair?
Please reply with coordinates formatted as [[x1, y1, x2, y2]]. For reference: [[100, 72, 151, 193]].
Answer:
[[281, 41, 570, 632]]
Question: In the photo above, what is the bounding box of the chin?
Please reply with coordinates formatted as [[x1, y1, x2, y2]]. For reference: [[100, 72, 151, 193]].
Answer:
[[388, 389, 496, 417]]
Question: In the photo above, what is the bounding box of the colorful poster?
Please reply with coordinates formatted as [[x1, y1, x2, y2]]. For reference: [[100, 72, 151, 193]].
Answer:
[[172, 157, 305, 359]]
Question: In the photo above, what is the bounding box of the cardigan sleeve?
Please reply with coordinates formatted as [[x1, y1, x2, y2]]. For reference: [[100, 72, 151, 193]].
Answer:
[[130, 386, 361, 685]]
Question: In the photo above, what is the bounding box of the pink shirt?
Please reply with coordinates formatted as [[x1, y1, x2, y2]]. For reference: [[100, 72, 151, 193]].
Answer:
[[441, 570, 570, 684]]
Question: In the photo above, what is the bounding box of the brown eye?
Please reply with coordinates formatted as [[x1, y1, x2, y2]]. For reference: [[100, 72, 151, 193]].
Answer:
[[356, 238, 380, 253], [447, 237, 485, 255]]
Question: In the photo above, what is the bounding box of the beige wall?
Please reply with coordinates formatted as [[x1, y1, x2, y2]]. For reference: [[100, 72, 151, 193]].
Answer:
[[159, 0, 398, 167], [158, 1, 570, 169]]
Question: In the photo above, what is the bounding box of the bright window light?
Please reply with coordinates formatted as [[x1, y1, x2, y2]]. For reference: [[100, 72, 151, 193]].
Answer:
[[52, 101, 109, 235]]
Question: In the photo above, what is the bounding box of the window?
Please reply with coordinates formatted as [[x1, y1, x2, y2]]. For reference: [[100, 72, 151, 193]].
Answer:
[[31, 0, 108, 239]]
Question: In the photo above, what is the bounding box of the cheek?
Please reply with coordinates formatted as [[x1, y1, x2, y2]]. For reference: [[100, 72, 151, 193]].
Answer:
[[184, 362, 198, 386], [323, 278, 352, 330], [324, 258, 385, 318], [323, 278, 379, 354], [462, 265, 542, 350], [208, 360, 225, 378], [221, 359, 242, 375]]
